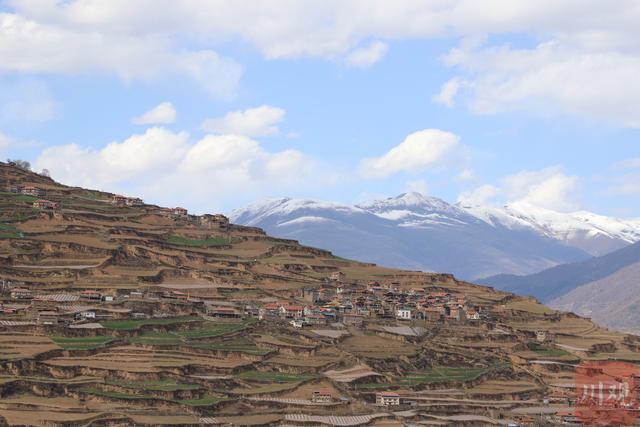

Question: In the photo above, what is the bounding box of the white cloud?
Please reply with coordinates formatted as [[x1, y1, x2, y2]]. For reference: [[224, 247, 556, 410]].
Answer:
[[0, 12, 242, 98], [458, 166, 580, 211], [5, 1, 640, 118], [406, 179, 428, 195], [33, 126, 322, 212], [360, 129, 460, 178], [503, 167, 579, 211], [345, 41, 388, 68], [457, 184, 499, 206], [101, 127, 189, 173], [132, 102, 176, 125], [201, 105, 285, 137], [433, 77, 465, 107], [438, 40, 640, 127], [179, 135, 262, 173], [35, 127, 189, 188]]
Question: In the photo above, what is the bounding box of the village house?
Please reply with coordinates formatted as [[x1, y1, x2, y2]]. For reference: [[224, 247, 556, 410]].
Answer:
[[535, 330, 556, 343], [198, 214, 230, 230], [448, 306, 466, 321], [330, 271, 345, 282], [111, 195, 128, 207], [466, 308, 480, 320], [280, 304, 304, 319], [304, 312, 327, 326], [32, 199, 59, 210], [396, 307, 412, 320], [161, 290, 189, 300], [423, 306, 445, 322], [290, 318, 304, 328], [311, 389, 333, 403], [173, 207, 188, 217], [125, 197, 143, 206], [80, 290, 102, 301], [206, 306, 242, 318], [75, 310, 96, 320], [37, 310, 62, 325], [21, 186, 44, 197], [376, 392, 401, 406], [10, 287, 32, 299], [244, 305, 260, 318], [260, 302, 281, 319]]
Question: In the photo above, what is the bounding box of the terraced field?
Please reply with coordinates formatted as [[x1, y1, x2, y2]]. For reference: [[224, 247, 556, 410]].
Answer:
[[1, 162, 640, 426]]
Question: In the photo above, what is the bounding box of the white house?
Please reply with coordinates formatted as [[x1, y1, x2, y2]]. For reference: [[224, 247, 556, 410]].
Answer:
[[376, 392, 401, 406], [396, 308, 412, 320], [75, 311, 96, 320]]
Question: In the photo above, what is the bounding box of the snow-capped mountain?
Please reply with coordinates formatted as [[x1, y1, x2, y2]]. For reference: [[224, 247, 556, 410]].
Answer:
[[229, 192, 638, 280], [461, 201, 640, 256], [357, 192, 481, 228]]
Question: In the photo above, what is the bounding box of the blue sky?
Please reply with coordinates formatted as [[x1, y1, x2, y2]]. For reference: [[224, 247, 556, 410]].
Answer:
[[1, 1, 639, 217]]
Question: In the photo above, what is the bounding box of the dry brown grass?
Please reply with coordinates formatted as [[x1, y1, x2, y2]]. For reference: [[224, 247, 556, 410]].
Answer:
[[340, 334, 417, 359], [0, 334, 59, 360]]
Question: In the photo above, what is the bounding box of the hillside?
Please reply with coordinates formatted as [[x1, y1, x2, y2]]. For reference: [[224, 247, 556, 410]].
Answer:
[[1, 162, 640, 426], [231, 193, 595, 280], [481, 241, 640, 303], [550, 261, 640, 334]]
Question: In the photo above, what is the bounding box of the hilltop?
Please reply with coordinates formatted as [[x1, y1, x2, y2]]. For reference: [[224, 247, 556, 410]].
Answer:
[[1, 162, 639, 426]]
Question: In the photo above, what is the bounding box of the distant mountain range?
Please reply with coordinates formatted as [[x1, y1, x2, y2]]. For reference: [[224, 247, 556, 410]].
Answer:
[[230, 192, 640, 280], [481, 241, 640, 333]]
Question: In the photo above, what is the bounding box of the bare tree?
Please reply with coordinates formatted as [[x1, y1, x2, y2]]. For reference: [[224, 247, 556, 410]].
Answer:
[[6, 159, 31, 171]]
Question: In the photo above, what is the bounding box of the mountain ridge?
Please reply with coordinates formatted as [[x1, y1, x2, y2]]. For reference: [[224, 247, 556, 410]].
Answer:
[[230, 192, 632, 279]]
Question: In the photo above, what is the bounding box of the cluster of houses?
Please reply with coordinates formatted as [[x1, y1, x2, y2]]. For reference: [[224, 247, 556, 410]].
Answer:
[[255, 275, 481, 328], [0, 285, 120, 325], [0, 269, 481, 330], [111, 195, 144, 207], [4, 184, 59, 210], [6, 185, 45, 197]]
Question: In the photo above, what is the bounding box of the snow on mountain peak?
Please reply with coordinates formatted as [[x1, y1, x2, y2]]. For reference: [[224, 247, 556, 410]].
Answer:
[[359, 192, 457, 212], [230, 194, 640, 252], [229, 197, 364, 226], [461, 201, 640, 246]]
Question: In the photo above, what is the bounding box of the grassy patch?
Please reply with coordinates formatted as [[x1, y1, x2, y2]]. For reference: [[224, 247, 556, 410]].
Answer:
[[51, 336, 116, 350], [237, 370, 317, 382], [106, 379, 200, 392], [101, 316, 201, 330], [167, 235, 230, 247], [128, 331, 183, 345], [531, 345, 570, 357], [128, 320, 255, 345], [0, 192, 38, 203], [231, 382, 301, 395], [359, 366, 492, 389], [175, 395, 226, 406], [0, 222, 23, 239], [79, 387, 148, 400], [182, 319, 256, 339], [71, 203, 133, 212]]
